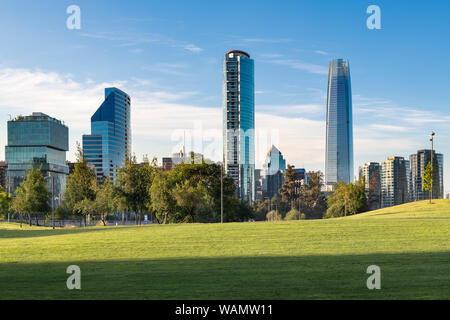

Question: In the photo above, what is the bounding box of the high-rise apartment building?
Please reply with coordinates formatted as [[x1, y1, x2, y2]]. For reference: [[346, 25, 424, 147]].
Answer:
[[359, 162, 381, 210], [5, 112, 69, 207], [0, 161, 7, 190], [262, 145, 286, 199], [325, 59, 353, 187], [381, 156, 411, 208], [223, 50, 255, 203], [410, 149, 444, 201], [83, 88, 131, 181]]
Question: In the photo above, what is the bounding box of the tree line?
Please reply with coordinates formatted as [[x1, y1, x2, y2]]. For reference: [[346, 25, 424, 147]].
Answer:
[[0, 149, 371, 226]]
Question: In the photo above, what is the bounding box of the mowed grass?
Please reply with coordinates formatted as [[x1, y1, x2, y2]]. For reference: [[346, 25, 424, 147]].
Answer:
[[0, 200, 449, 300]]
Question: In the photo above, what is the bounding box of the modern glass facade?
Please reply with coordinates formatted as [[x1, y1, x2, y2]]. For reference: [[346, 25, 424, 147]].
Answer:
[[83, 88, 131, 181], [262, 145, 286, 199], [325, 59, 353, 187], [223, 50, 255, 203], [5, 112, 69, 207], [381, 157, 411, 208], [410, 150, 444, 201]]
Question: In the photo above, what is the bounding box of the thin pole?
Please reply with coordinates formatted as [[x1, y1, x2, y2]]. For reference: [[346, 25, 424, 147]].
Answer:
[[51, 175, 55, 229], [430, 133, 434, 203], [220, 163, 223, 224]]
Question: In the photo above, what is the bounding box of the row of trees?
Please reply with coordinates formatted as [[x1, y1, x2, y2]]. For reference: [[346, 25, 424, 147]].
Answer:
[[8, 145, 253, 226], [2, 148, 373, 226]]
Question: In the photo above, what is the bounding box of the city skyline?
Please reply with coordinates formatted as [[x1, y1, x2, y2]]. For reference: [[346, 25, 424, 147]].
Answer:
[[1, 1, 450, 192]]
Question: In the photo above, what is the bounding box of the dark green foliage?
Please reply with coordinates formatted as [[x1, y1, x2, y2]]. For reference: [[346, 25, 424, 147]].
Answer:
[[325, 178, 368, 218], [12, 165, 51, 226], [298, 171, 327, 219]]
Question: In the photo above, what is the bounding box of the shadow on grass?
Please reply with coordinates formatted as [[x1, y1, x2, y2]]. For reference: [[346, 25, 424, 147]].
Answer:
[[1, 251, 449, 300]]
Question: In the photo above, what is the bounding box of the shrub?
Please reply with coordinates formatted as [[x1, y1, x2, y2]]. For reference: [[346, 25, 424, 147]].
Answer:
[[285, 209, 300, 220], [266, 210, 282, 222]]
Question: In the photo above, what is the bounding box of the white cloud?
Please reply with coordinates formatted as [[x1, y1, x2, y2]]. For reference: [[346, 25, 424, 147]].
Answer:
[[314, 50, 329, 55], [265, 59, 328, 75]]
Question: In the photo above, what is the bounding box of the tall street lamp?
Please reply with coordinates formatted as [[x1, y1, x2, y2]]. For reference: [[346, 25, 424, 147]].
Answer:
[[220, 163, 223, 224], [430, 132, 435, 203], [45, 173, 55, 230]]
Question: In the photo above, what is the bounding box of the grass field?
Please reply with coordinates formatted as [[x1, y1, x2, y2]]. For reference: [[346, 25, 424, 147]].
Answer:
[[1, 200, 449, 300]]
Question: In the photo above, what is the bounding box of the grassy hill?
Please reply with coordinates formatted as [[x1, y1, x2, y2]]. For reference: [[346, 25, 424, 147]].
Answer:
[[0, 200, 449, 300]]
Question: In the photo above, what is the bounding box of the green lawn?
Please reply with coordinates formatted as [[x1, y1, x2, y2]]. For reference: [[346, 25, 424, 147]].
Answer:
[[1, 200, 449, 300]]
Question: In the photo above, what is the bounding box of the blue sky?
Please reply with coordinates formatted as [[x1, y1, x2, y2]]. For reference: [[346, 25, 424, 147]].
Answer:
[[1, 0, 449, 190]]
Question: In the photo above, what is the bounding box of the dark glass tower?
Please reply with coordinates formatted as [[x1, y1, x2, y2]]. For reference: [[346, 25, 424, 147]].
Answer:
[[223, 50, 255, 203], [325, 59, 353, 187], [5, 112, 69, 207], [83, 87, 131, 181]]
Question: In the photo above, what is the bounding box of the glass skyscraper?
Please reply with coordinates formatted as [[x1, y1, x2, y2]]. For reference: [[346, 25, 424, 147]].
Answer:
[[410, 149, 444, 201], [223, 50, 255, 203], [83, 87, 131, 181], [262, 145, 286, 199], [5, 112, 69, 207], [325, 59, 353, 187]]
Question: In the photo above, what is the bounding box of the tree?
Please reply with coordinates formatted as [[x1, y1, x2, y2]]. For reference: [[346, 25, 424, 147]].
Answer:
[[150, 171, 176, 224], [12, 165, 50, 226], [422, 162, 433, 204], [0, 186, 12, 220], [325, 178, 368, 218], [367, 174, 381, 210], [173, 180, 207, 223], [299, 171, 327, 219], [279, 165, 300, 209], [63, 143, 97, 226], [94, 178, 117, 226], [117, 155, 155, 225]]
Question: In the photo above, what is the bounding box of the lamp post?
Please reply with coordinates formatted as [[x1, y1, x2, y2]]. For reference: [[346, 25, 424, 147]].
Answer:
[[45, 173, 55, 230], [220, 163, 223, 224], [430, 132, 435, 203]]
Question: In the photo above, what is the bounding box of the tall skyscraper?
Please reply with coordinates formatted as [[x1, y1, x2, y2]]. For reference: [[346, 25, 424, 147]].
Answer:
[[410, 149, 444, 201], [223, 50, 255, 203], [359, 162, 381, 210], [325, 59, 353, 187], [5, 112, 69, 207], [83, 87, 131, 181], [381, 156, 411, 208], [262, 145, 286, 199]]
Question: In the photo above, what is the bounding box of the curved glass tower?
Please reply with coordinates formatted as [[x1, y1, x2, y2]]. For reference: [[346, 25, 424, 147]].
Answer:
[[223, 50, 255, 203], [325, 59, 353, 186], [83, 87, 131, 182]]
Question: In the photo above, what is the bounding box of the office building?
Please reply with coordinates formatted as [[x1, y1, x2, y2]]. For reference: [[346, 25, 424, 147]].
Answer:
[[359, 162, 381, 210], [83, 87, 131, 181], [5, 112, 69, 207], [162, 157, 174, 171], [410, 149, 444, 201], [325, 59, 353, 187], [262, 146, 286, 199], [223, 50, 255, 203], [0, 161, 7, 190], [381, 157, 411, 208]]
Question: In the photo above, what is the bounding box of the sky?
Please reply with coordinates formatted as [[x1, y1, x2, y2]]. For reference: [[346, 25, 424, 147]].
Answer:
[[0, 0, 449, 190]]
